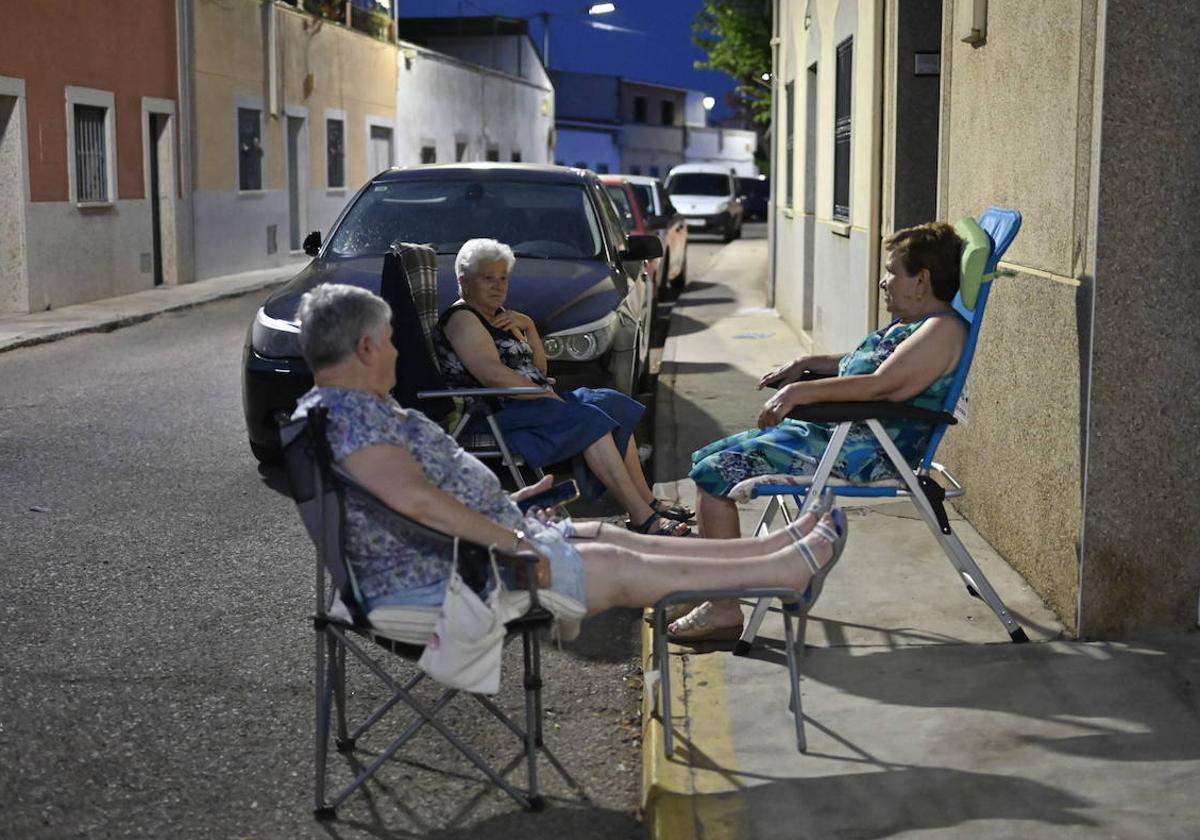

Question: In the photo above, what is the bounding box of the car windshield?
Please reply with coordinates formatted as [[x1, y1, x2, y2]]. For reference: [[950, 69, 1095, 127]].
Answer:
[[667, 173, 729, 196], [604, 185, 636, 232], [327, 179, 605, 259], [630, 184, 654, 218]]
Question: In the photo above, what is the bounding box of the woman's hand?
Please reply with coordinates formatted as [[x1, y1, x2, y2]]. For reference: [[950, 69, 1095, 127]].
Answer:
[[757, 358, 806, 390], [757, 383, 804, 428], [509, 474, 553, 504], [492, 309, 535, 337]]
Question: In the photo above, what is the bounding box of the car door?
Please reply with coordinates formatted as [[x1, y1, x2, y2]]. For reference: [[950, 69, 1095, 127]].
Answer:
[[593, 181, 651, 380]]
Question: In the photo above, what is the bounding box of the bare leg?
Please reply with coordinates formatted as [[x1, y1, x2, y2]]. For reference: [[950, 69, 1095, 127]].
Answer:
[[685, 487, 749, 626], [580, 434, 656, 524], [570, 516, 818, 558], [577, 525, 835, 615], [620, 433, 657, 505]]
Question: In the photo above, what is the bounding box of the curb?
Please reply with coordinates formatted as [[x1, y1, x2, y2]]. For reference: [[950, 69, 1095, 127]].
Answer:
[[0, 271, 294, 355], [640, 617, 746, 840]]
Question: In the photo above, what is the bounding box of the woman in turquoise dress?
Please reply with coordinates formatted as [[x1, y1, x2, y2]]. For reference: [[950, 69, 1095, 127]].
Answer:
[[672, 222, 970, 641]]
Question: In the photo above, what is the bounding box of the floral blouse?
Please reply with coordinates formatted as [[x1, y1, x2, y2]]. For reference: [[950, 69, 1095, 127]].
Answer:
[[292, 387, 524, 600]]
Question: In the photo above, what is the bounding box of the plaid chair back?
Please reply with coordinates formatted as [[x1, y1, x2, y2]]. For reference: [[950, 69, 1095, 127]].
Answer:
[[390, 241, 440, 360]]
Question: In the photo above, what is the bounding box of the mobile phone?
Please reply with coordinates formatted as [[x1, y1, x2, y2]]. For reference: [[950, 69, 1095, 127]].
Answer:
[[516, 479, 581, 514]]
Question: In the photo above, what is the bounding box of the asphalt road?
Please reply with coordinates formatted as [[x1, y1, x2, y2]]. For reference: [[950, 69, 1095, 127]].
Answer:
[[0, 231, 741, 839]]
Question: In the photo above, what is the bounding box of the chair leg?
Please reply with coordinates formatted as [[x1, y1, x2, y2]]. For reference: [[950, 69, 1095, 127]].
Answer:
[[934, 527, 1029, 642], [485, 412, 529, 489], [521, 630, 544, 809], [782, 610, 807, 752], [313, 629, 338, 819], [654, 607, 675, 758], [334, 643, 352, 751], [736, 497, 788, 656]]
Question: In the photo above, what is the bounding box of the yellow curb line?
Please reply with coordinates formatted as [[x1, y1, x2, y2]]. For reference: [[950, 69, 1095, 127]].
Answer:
[[640, 614, 747, 840]]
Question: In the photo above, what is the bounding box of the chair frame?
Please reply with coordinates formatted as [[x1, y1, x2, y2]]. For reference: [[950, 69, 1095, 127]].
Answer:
[[280, 408, 567, 820], [735, 208, 1029, 655]]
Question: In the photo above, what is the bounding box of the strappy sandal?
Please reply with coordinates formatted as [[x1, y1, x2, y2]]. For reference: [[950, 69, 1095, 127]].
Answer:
[[628, 512, 691, 537], [790, 508, 849, 610], [643, 601, 699, 625], [667, 602, 744, 643], [783, 487, 836, 542], [650, 498, 695, 523]]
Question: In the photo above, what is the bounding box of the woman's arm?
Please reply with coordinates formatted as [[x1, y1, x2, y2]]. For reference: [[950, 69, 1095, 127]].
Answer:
[[343, 443, 550, 580], [443, 310, 559, 399], [757, 352, 845, 389], [757, 317, 966, 428], [493, 309, 548, 375]]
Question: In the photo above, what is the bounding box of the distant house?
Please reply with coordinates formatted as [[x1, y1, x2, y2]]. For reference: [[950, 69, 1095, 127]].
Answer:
[[0, 3, 185, 312], [551, 71, 758, 178]]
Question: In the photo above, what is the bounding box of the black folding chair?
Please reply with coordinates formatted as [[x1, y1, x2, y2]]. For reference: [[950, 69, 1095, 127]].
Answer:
[[279, 407, 568, 820]]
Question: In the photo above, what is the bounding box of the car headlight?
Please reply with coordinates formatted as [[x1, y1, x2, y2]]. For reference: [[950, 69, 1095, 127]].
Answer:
[[251, 307, 302, 358], [543, 312, 619, 361]]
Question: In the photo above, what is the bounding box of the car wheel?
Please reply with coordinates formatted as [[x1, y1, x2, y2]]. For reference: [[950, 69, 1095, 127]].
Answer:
[[250, 439, 282, 465], [670, 251, 687, 291], [722, 221, 736, 243], [734, 220, 743, 240]]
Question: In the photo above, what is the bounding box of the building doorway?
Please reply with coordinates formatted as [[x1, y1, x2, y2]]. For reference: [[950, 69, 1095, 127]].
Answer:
[[801, 63, 818, 332], [0, 89, 29, 313], [890, 0, 941, 232], [145, 107, 177, 287], [369, 125, 393, 176], [286, 115, 306, 252]]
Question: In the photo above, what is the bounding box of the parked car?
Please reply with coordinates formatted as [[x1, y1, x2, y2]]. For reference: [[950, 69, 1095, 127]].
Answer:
[[601, 175, 689, 291], [664, 163, 744, 242], [737, 175, 769, 221], [242, 164, 662, 462]]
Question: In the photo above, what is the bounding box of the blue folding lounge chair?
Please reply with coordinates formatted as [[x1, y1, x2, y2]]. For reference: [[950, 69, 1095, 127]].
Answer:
[[734, 207, 1028, 655]]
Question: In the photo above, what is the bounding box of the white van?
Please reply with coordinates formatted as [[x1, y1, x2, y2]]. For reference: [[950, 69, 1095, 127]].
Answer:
[[664, 163, 744, 242]]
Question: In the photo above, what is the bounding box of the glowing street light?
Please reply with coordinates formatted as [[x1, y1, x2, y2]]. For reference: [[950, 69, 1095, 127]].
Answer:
[[702, 95, 716, 110], [587, 2, 616, 13]]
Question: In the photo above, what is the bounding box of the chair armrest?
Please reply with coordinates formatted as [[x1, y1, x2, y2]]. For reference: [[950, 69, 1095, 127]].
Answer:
[[416, 385, 552, 399], [786, 401, 956, 425], [766, 370, 835, 389]]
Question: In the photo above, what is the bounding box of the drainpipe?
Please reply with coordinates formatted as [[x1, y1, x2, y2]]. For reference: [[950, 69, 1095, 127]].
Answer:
[[175, 0, 198, 284], [767, 0, 781, 308], [867, 0, 885, 330]]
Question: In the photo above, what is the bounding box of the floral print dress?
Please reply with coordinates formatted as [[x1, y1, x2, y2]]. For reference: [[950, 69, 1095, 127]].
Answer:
[[689, 319, 955, 498]]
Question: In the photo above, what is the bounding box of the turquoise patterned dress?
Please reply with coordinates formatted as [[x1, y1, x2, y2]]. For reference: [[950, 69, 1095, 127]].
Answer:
[[689, 319, 955, 497]]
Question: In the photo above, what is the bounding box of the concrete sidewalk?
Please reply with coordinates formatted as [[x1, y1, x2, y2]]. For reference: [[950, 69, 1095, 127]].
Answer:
[[645, 238, 1200, 839], [0, 263, 300, 354]]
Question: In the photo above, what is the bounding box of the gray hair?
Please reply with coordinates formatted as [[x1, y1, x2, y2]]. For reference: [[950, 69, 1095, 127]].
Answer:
[[454, 238, 515, 293], [296, 283, 392, 371]]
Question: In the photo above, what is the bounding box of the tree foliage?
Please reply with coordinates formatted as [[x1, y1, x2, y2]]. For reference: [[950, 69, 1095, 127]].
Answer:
[[692, 0, 773, 125]]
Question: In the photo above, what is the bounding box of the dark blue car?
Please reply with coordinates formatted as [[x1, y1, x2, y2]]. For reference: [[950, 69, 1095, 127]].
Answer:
[[242, 164, 661, 462]]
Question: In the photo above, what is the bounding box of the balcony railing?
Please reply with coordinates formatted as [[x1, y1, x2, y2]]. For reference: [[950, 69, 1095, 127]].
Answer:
[[280, 0, 395, 43]]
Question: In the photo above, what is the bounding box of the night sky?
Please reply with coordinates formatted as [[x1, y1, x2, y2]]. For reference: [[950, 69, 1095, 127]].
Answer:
[[398, 0, 741, 121]]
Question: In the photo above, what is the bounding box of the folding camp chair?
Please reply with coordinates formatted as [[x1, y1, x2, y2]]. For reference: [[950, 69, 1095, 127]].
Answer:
[[383, 241, 549, 489], [279, 407, 566, 819], [734, 208, 1028, 656]]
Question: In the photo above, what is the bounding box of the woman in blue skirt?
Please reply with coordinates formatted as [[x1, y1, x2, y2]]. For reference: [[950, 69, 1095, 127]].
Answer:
[[435, 238, 690, 537]]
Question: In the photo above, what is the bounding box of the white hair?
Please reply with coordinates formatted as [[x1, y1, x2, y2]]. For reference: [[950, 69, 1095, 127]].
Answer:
[[297, 283, 391, 371], [454, 238, 515, 293]]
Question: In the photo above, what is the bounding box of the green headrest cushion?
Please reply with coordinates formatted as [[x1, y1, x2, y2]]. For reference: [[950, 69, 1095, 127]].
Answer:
[[954, 216, 991, 311]]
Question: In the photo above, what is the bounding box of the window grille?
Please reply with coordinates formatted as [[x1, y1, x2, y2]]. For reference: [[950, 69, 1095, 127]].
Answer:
[[633, 96, 647, 123], [486, 147, 500, 162], [238, 108, 263, 191], [421, 146, 436, 164], [511, 150, 522, 162], [455, 141, 467, 161], [833, 38, 853, 221], [74, 104, 108, 202], [326, 119, 345, 188], [660, 100, 675, 125]]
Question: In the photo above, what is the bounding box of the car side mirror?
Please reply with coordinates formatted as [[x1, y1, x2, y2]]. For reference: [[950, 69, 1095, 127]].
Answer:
[[303, 230, 322, 257], [620, 234, 664, 262]]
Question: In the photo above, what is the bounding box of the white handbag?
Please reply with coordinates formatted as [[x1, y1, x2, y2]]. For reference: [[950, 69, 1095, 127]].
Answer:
[[417, 540, 507, 695]]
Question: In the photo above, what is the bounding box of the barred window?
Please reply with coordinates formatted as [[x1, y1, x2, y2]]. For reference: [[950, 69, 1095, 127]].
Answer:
[[74, 104, 108, 203], [421, 146, 436, 164], [486, 146, 500, 162], [326, 119, 345, 188], [511, 150, 522, 162], [833, 38, 853, 222], [238, 108, 263, 191], [455, 141, 467, 161]]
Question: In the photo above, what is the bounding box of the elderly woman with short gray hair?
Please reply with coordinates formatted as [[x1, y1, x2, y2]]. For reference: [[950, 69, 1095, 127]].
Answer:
[[434, 238, 691, 537]]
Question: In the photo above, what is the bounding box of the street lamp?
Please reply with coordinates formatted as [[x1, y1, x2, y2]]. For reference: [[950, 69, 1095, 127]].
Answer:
[[533, 3, 617, 68], [702, 95, 716, 111]]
